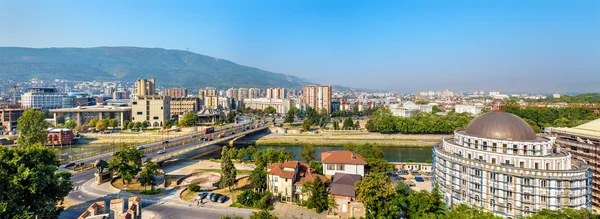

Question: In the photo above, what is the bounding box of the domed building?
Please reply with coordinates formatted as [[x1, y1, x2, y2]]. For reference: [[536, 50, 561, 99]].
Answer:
[[432, 100, 592, 218]]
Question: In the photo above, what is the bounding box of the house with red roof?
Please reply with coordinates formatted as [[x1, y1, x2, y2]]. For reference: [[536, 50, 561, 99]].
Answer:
[[267, 161, 328, 203], [321, 151, 367, 178]]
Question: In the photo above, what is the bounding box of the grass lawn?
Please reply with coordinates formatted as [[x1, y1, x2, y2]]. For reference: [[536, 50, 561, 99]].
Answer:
[[112, 178, 154, 192], [192, 169, 253, 175], [283, 134, 321, 137], [181, 189, 200, 202]]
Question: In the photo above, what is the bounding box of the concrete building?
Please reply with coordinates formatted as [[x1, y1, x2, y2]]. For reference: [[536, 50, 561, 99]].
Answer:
[[0, 107, 23, 133], [390, 101, 433, 117], [78, 196, 141, 219], [49, 106, 132, 127], [112, 91, 128, 100], [226, 88, 239, 99], [432, 100, 592, 218], [21, 87, 67, 110], [303, 85, 332, 113], [162, 88, 188, 98], [199, 87, 219, 109], [248, 88, 260, 99], [132, 95, 170, 127], [329, 173, 365, 218], [548, 119, 600, 210], [62, 96, 77, 108], [267, 161, 328, 203], [455, 104, 485, 115], [321, 151, 367, 177], [267, 87, 286, 99], [170, 97, 200, 117], [237, 88, 249, 101], [243, 98, 285, 114], [134, 78, 156, 97]]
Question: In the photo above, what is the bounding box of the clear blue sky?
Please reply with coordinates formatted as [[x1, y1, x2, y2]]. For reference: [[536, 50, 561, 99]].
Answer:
[[1, 0, 599, 93]]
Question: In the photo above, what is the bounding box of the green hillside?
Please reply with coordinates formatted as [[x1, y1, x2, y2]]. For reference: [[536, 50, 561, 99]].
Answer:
[[0, 47, 310, 89]]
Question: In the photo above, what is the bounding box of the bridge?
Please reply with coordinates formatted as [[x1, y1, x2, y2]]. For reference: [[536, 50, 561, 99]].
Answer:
[[141, 125, 269, 165]]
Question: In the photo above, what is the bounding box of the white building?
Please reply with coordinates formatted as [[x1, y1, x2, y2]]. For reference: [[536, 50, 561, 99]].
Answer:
[[390, 101, 433, 117], [455, 104, 485, 115], [21, 87, 67, 110], [321, 151, 367, 177], [432, 100, 591, 218]]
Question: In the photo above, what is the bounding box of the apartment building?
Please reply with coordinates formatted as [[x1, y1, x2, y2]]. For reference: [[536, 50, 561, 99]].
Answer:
[[131, 95, 171, 127], [266, 87, 286, 99], [0, 107, 23, 133], [170, 97, 200, 117], [303, 85, 332, 113], [162, 88, 188, 98], [21, 87, 67, 110], [134, 78, 156, 97], [199, 87, 219, 109]]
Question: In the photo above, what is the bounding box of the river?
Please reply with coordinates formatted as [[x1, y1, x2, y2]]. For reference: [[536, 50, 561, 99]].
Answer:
[[255, 145, 433, 162]]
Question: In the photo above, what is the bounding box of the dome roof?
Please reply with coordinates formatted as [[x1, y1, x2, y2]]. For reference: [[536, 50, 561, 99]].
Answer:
[[465, 112, 537, 141]]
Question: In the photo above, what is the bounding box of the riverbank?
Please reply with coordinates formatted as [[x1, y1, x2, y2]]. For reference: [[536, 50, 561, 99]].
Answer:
[[235, 131, 449, 147]]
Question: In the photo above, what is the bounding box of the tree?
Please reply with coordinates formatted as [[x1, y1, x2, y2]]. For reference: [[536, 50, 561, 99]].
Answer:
[[365, 158, 393, 173], [109, 118, 119, 129], [96, 120, 107, 131], [302, 118, 313, 131], [353, 105, 359, 115], [108, 144, 143, 185], [250, 158, 267, 190], [284, 108, 295, 123], [249, 210, 278, 219], [309, 160, 323, 174], [245, 145, 257, 161], [432, 105, 442, 114], [220, 147, 237, 203], [263, 106, 277, 115], [355, 121, 361, 129], [405, 187, 445, 218], [356, 172, 400, 218], [0, 143, 73, 218], [88, 118, 99, 128], [139, 159, 159, 190], [180, 112, 198, 126], [303, 177, 330, 213], [444, 204, 502, 219], [332, 120, 340, 130], [0, 125, 6, 134], [264, 147, 277, 164], [162, 120, 172, 130], [141, 121, 149, 129], [301, 144, 316, 162], [75, 124, 89, 133], [17, 109, 49, 146], [123, 120, 130, 130], [65, 120, 77, 129], [134, 122, 142, 129], [525, 208, 597, 219], [56, 115, 66, 125], [127, 122, 134, 130]]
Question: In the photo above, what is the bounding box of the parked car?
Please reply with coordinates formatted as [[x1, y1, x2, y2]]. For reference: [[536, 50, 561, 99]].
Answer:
[[217, 195, 228, 203], [208, 138, 213, 141], [210, 194, 221, 202], [136, 146, 145, 150], [163, 140, 169, 144], [64, 162, 76, 168], [157, 149, 165, 154], [197, 192, 208, 200], [74, 162, 85, 168]]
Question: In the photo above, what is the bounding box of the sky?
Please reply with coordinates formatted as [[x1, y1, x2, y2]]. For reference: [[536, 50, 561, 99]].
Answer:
[[1, 0, 599, 93]]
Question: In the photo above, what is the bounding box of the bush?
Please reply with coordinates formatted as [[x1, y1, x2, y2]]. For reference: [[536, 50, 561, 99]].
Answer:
[[188, 184, 201, 192], [140, 189, 161, 195], [236, 190, 272, 210]]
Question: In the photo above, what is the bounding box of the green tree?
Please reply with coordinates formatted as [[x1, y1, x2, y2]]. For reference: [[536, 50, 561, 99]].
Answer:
[[96, 120, 107, 131], [263, 106, 277, 115], [264, 147, 277, 164], [276, 148, 293, 162], [127, 122, 135, 130], [342, 117, 354, 130], [138, 159, 159, 190], [75, 124, 89, 133], [109, 118, 119, 129], [227, 110, 237, 123], [0, 143, 73, 218], [406, 187, 445, 218], [302, 118, 313, 131], [332, 120, 340, 130], [285, 108, 295, 123], [355, 172, 399, 218], [88, 118, 99, 127], [443, 204, 502, 219], [134, 122, 142, 129], [56, 115, 65, 125], [303, 177, 330, 213], [250, 158, 267, 190], [250, 210, 278, 219], [301, 144, 316, 162], [17, 109, 49, 146], [180, 112, 198, 126], [309, 160, 323, 174], [353, 105, 359, 115], [245, 145, 257, 161], [108, 144, 143, 185], [525, 208, 597, 219], [123, 120, 130, 129], [65, 120, 77, 129], [221, 147, 237, 203], [162, 120, 172, 130], [141, 121, 149, 129], [432, 105, 442, 114]]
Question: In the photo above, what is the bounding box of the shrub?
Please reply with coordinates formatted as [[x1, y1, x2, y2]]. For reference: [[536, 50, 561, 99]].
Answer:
[[140, 189, 161, 195], [236, 190, 272, 210], [188, 184, 201, 192]]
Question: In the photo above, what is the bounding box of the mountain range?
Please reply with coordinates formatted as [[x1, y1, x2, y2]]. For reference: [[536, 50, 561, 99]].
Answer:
[[0, 47, 312, 90]]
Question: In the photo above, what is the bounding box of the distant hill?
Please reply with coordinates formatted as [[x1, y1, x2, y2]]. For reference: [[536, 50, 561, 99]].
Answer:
[[0, 47, 311, 89]]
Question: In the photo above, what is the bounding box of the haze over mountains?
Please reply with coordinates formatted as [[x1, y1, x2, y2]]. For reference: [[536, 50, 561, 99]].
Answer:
[[0, 47, 313, 90]]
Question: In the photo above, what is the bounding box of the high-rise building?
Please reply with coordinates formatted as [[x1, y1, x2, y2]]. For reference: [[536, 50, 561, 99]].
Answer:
[[0, 107, 23, 133], [248, 88, 260, 99], [134, 78, 156, 97], [237, 88, 249, 101], [104, 87, 114, 95], [170, 97, 200, 117], [162, 88, 188, 98], [432, 100, 591, 218], [198, 87, 219, 109], [131, 95, 171, 127], [266, 87, 286, 99], [548, 119, 600, 209], [226, 88, 239, 99], [21, 87, 67, 110], [302, 85, 332, 113], [112, 91, 128, 100]]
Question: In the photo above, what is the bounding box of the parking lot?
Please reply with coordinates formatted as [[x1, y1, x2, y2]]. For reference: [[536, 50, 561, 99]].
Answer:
[[393, 169, 433, 192]]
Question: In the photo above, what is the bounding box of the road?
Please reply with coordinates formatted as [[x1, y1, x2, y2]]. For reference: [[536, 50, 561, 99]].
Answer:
[[61, 118, 263, 218]]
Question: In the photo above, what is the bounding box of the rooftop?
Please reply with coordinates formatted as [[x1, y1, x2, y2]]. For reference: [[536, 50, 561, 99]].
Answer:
[[550, 118, 600, 138], [321, 150, 367, 165]]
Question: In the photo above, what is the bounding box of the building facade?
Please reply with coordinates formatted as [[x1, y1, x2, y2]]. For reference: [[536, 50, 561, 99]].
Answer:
[[432, 100, 592, 218], [0, 107, 23, 133], [267, 161, 328, 203], [162, 88, 188, 98], [47, 128, 75, 145], [321, 151, 367, 177], [21, 87, 67, 110], [266, 87, 286, 99], [49, 106, 132, 127], [455, 104, 485, 115], [243, 98, 285, 114], [199, 87, 219, 109], [131, 95, 170, 127], [134, 78, 156, 97], [548, 119, 600, 210], [170, 97, 200, 117], [303, 85, 332, 113]]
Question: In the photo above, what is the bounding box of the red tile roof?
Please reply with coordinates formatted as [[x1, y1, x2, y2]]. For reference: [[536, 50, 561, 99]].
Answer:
[[321, 151, 367, 165], [268, 161, 328, 185]]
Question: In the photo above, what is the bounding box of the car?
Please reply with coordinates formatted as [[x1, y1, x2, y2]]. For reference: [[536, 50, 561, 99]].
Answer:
[[217, 195, 228, 203], [136, 146, 145, 150], [207, 192, 215, 199], [157, 149, 165, 154], [64, 162, 76, 168], [208, 138, 213, 141], [74, 162, 85, 168], [210, 193, 221, 202], [190, 135, 196, 139], [197, 192, 208, 200], [162, 140, 169, 144]]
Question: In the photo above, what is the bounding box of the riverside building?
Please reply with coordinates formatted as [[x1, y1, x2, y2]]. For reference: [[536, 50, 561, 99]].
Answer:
[[432, 99, 592, 218]]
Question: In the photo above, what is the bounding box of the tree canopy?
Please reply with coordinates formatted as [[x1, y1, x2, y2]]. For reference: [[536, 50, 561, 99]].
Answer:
[[108, 144, 143, 185], [221, 147, 237, 202], [17, 109, 49, 147], [366, 107, 473, 134], [300, 144, 316, 162], [180, 112, 198, 126]]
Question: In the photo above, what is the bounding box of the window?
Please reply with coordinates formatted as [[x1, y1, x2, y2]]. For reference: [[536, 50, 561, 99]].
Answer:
[[462, 179, 467, 185], [274, 186, 278, 193], [535, 163, 539, 170], [524, 178, 531, 185], [490, 199, 495, 208], [492, 158, 496, 164], [546, 163, 550, 170], [327, 164, 335, 170], [508, 203, 513, 212], [524, 194, 531, 201], [273, 176, 278, 182], [541, 196, 547, 202], [507, 191, 513, 197], [132, 101, 137, 105], [541, 180, 547, 188], [153, 116, 159, 120], [137, 112, 143, 115], [337, 164, 344, 170], [520, 161, 524, 168], [507, 176, 513, 183]]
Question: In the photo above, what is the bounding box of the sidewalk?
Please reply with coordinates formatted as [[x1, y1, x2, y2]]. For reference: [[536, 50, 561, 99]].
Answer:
[[272, 202, 328, 219]]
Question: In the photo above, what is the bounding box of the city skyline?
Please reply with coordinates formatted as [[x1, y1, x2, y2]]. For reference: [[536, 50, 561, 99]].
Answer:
[[1, 1, 599, 93]]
